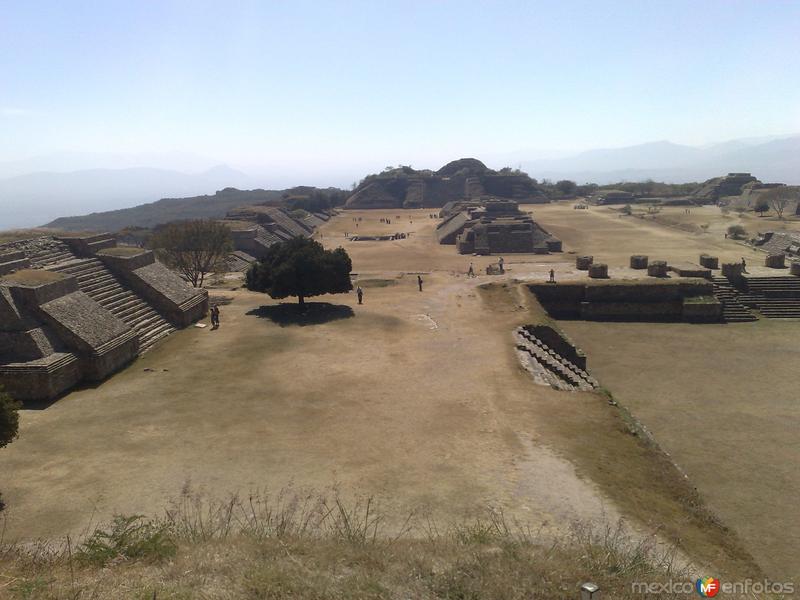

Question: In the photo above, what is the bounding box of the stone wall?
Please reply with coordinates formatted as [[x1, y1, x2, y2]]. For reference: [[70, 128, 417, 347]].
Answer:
[[528, 279, 718, 322]]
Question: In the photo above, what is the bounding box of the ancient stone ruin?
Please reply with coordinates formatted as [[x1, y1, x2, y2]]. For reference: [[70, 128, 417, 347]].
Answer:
[[514, 325, 598, 391], [0, 234, 207, 401], [528, 279, 721, 323], [345, 159, 548, 209], [692, 173, 759, 203], [436, 199, 561, 255], [220, 206, 330, 271]]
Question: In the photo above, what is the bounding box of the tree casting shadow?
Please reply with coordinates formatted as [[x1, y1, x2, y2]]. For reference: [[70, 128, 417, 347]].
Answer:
[[247, 302, 355, 327]]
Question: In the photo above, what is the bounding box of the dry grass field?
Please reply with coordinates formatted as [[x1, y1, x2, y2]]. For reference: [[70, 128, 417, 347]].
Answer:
[[2, 203, 796, 587]]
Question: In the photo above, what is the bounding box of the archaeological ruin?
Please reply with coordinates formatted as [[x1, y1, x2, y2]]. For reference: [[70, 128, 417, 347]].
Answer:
[[0, 234, 208, 401], [344, 159, 548, 209], [436, 199, 561, 255]]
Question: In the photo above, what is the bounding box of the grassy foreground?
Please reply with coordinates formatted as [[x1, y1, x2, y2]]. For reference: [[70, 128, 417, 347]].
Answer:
[[0, 491, 698, 600]]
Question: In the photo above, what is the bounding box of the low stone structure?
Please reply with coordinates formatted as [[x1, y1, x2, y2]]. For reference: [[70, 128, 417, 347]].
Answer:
[[588, 263, 608, 278], [647, 261, 669, 277], [699, 254, 719, 269], [669, 263, 711, 279], [792, 262, 800, 277], [765, 253, 786, 268], [528, 279, 720, 323], [630, 255, 648, 269], [514, 325, 598, 391], [576, 255, 593, 270], [753, 231, 800, 258], [0, 234, 207, 402]]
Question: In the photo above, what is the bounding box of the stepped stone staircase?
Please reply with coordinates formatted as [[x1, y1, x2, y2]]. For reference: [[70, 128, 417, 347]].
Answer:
[[514, 327, 598, 391], [711, 276, 757, 322], [22, 239, 75, 268], [739, 276, 800, 318], [51, 258, 175, 351]]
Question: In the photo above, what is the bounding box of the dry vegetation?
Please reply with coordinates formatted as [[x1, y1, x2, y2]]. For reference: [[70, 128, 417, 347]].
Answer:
[[0, 490, 699, 600]]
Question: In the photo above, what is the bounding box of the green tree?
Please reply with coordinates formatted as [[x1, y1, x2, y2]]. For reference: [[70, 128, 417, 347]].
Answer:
[[149, 220, 233, 287], [754, 198, 770, 216], [246, 238, 352, 306], [555, 180, 578, 196], [727, 224, 747, 239], [0, 386, 20, 449]]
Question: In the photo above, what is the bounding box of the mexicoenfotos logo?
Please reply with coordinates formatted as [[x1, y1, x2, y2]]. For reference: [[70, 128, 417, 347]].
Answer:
[[695, 577, 720, 597]]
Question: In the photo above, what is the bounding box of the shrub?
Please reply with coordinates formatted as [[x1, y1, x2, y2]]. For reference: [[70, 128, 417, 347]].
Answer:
[[727, 224, 747, 239], [77, 515, 177, 566], [0, 386, 21, 450]]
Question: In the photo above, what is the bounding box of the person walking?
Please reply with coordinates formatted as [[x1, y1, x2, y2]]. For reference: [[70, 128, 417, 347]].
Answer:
[[210, 305, 219, 329], [417, 275, 423, 292], [356, 286, 363, 305], [498, 257, 505, 274], [467, 262, 475, 278], [741, 257, 747, 273], [549, 268, 556, 283]]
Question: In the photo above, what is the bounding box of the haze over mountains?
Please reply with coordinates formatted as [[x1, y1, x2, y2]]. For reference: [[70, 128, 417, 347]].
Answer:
[[1, 134, 798, 230], [520, 134, 800, 185]]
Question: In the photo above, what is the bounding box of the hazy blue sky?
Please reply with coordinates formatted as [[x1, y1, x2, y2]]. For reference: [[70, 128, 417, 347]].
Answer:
[[2, 0, 799, 170]]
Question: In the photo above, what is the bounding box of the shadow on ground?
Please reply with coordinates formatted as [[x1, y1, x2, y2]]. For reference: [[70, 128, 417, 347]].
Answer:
[[247, 302, 355, 326]]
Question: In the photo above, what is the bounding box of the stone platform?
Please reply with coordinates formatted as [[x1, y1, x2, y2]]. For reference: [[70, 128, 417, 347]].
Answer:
[[0, 234, 208, 401]]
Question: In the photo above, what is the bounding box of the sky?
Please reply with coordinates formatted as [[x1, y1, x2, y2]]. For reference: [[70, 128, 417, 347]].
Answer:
[[2, 0, 800, 173]]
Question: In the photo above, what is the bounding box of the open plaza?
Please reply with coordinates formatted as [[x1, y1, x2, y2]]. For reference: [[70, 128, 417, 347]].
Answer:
[[1, 202, 799, 583]]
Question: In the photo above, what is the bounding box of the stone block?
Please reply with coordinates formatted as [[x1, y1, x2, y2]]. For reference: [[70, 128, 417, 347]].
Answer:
[[576, 255, 593, 270], [588, 263, 608, 278], [630, 255, 648, 269], [791, 262, 800, 277], [765, 253, 786, 268], [647, 261, 668, 277], [699, 254, 719, 269]]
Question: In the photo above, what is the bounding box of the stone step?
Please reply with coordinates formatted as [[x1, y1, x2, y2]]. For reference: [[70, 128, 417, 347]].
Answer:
[[128, 311, 161, 331], [101, 289, 136, 308], [118, 302, 153, 322], [79, 274, 117, 292]]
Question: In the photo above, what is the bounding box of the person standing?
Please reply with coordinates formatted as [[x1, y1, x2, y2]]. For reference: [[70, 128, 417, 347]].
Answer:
[[210, 305, 219, 329], [356, 286, 363, 305], [549, 268, 556, 283], [467, 262, 475, 278], [417, 275, 423, 292], [498, 257, 505, 274]]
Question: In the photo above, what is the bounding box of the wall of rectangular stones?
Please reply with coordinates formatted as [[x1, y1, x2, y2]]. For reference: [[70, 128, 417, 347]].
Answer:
[[580, 301, 684, 321], [681, 298, 722, 322], [0, 358, 82, 402], [82, 332, 139, 381]]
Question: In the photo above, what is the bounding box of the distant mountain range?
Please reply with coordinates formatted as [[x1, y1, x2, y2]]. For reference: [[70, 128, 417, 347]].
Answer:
[[1, 134, 798, 231], [519, 135, 800, 185], [0, 164, 252, 230], [45, 187, 288, 232]]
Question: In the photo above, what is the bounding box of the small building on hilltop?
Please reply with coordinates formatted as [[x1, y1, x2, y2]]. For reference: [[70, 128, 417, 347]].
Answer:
[[0, 234, 207, 402], [693, 173, 760, 203], [344, 159, 549, 209]]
